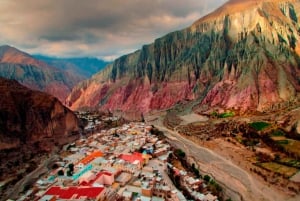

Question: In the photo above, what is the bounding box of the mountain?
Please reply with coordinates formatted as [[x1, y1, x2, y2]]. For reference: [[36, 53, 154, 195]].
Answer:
[[67, 0, 300, 115], [34, 55, 109, 78], [0, 45, 82, 102], [0, 77, 79, 185]]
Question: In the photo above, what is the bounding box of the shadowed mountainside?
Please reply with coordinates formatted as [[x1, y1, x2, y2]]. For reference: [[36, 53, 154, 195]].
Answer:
[[0, 77, 79, 151], [33, 55, 109, 78], [0, 77, 79, 187]]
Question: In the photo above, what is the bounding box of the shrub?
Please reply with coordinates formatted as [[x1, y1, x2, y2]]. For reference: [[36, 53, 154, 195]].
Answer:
[[249, 122, 270, 131], [204, 175, 211, 182], [57, 170, 64, 176]]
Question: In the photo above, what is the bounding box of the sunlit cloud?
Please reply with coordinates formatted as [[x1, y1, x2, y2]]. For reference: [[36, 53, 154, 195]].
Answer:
[[0, 0, 227, 60]]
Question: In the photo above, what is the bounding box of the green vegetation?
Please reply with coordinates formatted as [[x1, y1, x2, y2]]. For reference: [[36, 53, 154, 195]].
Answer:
[[279, 158, 300, 169], [271, 129, 285, 137], [211, 111, 235, 118], [191, 163, 201, 178], [208, 179, 222, 196], [276, 140, 289, 145], [67, 170, 73, 177], [260, 162, 298, 178], [249, 121, 270, 131], [203, 175, 211, 182], [175, 149, 186, 158], [68, 163, 74, 172], [219, 111, 235, 118], [289, 4, 298, 22], [57, 170, 64, 176]]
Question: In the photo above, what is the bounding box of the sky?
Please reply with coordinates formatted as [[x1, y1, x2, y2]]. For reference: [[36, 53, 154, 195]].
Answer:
[[0, 0, 227, 61]]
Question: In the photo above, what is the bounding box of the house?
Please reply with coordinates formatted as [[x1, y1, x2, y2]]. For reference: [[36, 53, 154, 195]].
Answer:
[[76, 150, 103, 167], [78, 171, 96, 185], [116, 172, 132, 186], [38, 195, 56, 201], [122, 191, 133, 201], [94, 172, 114, 186], [43, 186, 105, 200], [119, 152, 149, 168], [79, 171, 114, 187]]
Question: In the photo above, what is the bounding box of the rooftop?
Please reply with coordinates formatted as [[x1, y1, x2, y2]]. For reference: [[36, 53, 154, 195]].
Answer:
[[44, 186, 104, 199], [77, 150, 103, 165]]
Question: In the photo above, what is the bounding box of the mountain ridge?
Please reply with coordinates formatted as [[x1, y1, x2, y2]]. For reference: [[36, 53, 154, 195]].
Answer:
[[33, 55, 109, 78], [67, 0, 300, 115], [0, 45, 83, 102]]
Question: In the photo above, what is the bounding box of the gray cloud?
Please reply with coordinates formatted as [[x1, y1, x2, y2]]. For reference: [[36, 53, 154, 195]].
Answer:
[[0, 0, 227, 60]]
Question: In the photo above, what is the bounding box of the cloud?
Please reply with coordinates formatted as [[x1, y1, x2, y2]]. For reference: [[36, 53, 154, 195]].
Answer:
[[0, 0, 226, 61]]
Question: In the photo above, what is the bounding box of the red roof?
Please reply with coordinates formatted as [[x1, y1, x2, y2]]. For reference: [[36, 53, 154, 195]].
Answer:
[[44, 186, 104, 199], [77, 150, 103, 165], [119, 152, 144, 164]]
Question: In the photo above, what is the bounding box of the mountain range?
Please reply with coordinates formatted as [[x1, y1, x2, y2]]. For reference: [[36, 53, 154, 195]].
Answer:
[[0, 45, 108, 102], [33, 55, 109, 79], [66, 0, 300, 115]]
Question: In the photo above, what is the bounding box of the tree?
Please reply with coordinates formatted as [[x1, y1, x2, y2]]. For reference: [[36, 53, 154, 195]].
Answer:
[[204, 175, 211, 182], [57, 170, 64, 176], [67, 170, 73, 177], [52, 163, 59, 170], [68, 163, 74, 172], [175, 149, 186, 158], [192, 163, 195, 169]]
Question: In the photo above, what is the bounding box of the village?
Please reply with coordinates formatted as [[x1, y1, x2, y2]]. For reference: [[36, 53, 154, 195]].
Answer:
[[13, 114, 219, 201]]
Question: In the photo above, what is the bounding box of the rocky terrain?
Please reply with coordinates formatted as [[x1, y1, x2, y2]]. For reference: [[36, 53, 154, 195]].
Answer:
[[0, 45, 82, 102], [0, 77, 79, 193], [67, 0, 300, 115]]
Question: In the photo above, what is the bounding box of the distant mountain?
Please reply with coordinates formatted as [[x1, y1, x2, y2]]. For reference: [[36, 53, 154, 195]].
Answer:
[[0, 77, 79, 186], [67, 0, 300, 115], [34, 55, 110, 78], [0, 45, 82, 102]]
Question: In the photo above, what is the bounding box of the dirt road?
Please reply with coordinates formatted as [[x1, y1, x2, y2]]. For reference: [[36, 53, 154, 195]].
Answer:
[[151, 118, 296, 201], [5, 154, 59, 200]]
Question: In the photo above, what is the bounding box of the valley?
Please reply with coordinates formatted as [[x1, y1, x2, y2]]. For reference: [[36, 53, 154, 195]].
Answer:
[[0, 0, 300, 201], [147, 104, 300, 201]]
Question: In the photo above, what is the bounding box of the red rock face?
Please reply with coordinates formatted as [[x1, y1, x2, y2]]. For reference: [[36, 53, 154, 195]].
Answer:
[[44, 82, 72, 104], [67, 78, 195, 114], [67, 0, 300, 114]]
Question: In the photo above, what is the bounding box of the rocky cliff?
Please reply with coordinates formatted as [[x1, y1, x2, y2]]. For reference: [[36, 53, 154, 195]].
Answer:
[[0, 77, 79, 151], [67, 0, 300, 114], [0, 45, 82, 102]]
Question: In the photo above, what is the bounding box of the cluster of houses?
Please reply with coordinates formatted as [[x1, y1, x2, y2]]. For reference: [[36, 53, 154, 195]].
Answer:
[[15, 121, 219, 201], [167, 164, 218, 201]]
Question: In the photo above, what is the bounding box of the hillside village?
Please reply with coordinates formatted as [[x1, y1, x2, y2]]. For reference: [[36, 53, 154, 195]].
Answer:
[[13, 118, 219, 201]]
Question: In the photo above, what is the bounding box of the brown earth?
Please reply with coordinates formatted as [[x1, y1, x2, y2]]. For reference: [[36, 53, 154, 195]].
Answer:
[[0, 77, 79, 198]]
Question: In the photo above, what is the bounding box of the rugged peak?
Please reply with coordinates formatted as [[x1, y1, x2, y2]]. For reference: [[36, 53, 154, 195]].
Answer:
[[0, 45, 84, 102], [192, 0, 296, 26], [67, 0, 300, 114], [0, 45, 48, 68]]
